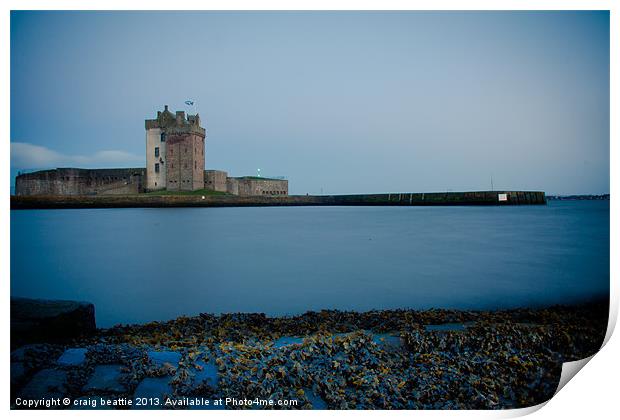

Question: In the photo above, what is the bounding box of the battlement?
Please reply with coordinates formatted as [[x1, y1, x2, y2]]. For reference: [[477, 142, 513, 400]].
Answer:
[[145, 105, 205, 137]]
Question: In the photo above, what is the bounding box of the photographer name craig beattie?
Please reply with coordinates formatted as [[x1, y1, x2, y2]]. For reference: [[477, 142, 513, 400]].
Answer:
[[14, 396, 136, 409]]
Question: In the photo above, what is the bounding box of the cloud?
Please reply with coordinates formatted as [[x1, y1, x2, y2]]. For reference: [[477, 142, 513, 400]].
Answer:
[[11, 142, 144, 169]]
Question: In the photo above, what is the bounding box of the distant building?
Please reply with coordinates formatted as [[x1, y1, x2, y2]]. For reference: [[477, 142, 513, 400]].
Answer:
[[205, 170, 288, 196], [14, 105, 288, 197]]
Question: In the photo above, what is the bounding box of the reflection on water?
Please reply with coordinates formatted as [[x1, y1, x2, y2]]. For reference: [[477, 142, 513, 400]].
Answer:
[[10, 201, 609, 327]]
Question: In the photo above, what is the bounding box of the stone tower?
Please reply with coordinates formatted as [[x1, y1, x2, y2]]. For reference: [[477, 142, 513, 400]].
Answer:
[[145, 105, 206, 191]]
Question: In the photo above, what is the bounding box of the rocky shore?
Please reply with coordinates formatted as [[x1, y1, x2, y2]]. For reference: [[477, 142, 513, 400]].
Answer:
[[11, 300, 608, 410]]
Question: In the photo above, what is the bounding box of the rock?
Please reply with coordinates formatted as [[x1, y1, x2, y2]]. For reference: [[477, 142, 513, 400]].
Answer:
[[147, 350, 181, 368], [11, 362, 27, 388], [11, 343, 58, 362], [83, 365, 127, 393], [19, 369, 68, 399], [11, 345, 37, 362], [11, 297, 96, 346], [424, 322, 472, 332], [133, 377, 173, 409], [57, 348, 87, 366]]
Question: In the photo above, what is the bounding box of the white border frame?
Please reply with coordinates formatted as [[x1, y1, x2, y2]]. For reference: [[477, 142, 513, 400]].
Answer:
[[2, 2, 616, 419]]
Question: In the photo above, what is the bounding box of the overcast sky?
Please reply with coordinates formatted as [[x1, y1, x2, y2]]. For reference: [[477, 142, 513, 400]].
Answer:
[[10, 11, 609, 195]]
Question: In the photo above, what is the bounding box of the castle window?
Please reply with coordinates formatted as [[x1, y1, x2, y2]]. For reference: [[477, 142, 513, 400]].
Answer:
[[155, 147, 159, 158], [155, 163, 160, 173], [160, 133, 166, 142]]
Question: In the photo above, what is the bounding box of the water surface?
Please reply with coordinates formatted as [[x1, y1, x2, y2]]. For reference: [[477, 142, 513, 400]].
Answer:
[[11, 201, 609, 327]]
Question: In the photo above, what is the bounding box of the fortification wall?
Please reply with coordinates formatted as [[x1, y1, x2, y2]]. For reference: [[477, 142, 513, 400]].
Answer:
[[234, 178, 289, 196], [15, 168, 146, 196], [226, 178, 239, 195], [205, 170, 228, 192]]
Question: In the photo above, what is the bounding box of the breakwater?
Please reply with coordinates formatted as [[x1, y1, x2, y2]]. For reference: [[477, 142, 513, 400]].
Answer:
[[10, 191, 545, 210]]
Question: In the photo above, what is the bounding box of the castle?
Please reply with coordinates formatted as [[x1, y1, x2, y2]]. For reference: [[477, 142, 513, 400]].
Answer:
[[15, 106, 288, 197]]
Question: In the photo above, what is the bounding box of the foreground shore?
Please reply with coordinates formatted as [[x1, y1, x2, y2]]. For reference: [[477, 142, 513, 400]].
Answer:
[[11, 301, 607, 410]]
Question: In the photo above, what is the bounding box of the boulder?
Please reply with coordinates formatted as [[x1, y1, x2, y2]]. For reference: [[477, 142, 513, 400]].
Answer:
[[11, 297, 96, 346]]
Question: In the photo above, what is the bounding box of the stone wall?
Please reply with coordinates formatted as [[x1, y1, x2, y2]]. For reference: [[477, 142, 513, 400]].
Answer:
[[11, 191, 548, 209], [234, 177, 289, 196], [145, 106, 206, 192], [226, 177, 239, 195], [15, 168, 146, 196], [146, 127, 166, 191], [204, 170, 228, 192], [165, 133, 204, 191]]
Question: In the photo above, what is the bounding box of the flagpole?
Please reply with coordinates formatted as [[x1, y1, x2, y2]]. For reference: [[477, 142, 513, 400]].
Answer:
[[184, 100, 196, 115]]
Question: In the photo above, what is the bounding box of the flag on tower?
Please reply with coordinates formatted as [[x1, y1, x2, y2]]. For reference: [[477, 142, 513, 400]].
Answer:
[[185, 100, 194, 106]]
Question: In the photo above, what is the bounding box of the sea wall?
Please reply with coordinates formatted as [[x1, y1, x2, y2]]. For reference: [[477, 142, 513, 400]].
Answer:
[[11, 191, 546, 209], [15, 168, 146, 196]]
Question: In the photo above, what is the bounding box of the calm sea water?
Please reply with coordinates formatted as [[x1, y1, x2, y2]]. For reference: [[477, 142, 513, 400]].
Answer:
[[10, 201, 609, 327]]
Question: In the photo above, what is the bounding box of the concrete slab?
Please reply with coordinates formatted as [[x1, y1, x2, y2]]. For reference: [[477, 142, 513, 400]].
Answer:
[[83, 364, 127, 393], [20, 369, 68, 399], [132, 377, 172, 409], [57, 348, 87, 366]]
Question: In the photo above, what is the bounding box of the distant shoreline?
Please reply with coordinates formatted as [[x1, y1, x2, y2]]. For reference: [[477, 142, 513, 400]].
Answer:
[[546, 194, 609, 201]]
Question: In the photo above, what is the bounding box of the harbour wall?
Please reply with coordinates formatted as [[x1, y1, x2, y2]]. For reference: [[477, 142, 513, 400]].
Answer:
[[11, 191, 546, 210], [14, 168, 146, 196]]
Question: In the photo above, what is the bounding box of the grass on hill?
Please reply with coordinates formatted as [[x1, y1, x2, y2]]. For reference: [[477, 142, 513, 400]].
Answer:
[[142, 188, 231, 197]]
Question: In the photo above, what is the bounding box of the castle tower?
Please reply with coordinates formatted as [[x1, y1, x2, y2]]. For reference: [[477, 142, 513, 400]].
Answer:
[[145, 105, 206, 191]]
